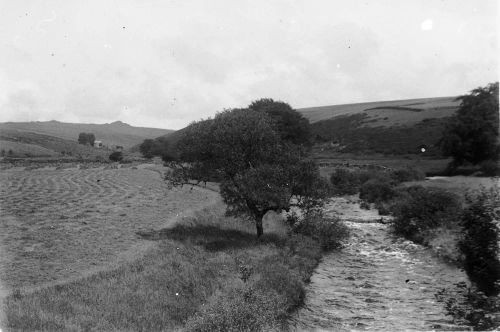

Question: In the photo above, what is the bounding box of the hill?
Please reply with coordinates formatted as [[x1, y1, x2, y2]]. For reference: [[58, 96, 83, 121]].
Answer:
[[298, 96, 460, 156], [130, 96, 461, 160], [0, 121, 173, 158]]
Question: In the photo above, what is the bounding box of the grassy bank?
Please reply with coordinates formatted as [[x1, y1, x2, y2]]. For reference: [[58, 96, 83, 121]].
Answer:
[[2, 204, 329, 331]]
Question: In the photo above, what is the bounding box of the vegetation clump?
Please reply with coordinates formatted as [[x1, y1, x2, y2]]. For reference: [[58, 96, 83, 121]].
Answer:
[[286, 210, 349, 251], [460, 189, 500, 296], [389, 186, 462, 243], [77, 132, 96, 146], [166, 99, 328, 237], [108, 151, 123, 162], [440, 82, 499, 173]]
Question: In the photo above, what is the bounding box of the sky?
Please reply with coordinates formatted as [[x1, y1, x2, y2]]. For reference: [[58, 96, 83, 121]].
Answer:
[[0, 0, 498, 130]]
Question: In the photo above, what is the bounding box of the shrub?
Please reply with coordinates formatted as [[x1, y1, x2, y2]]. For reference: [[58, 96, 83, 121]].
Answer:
[[109, 151, 123, 162], [329, 168, 360, 195], [252, 261, 305, 311], [437, 282, 500, 330], [389, 186, 462, 243], [329, 167, 395, 196], [359, 178, 396, 203], [460, 189, 500, 296], [389, 167, 425, 183], [479, 160, 500, 176], [185, 283, 285, 332], [291, 211, 349, 251]]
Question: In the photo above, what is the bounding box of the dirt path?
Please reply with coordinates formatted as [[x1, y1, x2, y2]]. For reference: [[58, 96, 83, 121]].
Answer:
[[0, 166, 220, 295]]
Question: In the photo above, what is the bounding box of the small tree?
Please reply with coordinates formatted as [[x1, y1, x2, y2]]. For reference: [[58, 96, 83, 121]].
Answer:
[[167, 108, 327, 237], [78, 133, 96, 146], [0, 149, 5, 157], [78, 133, 88, 145], [87, 133, 96, 146], [440, 82, 499, 169], [249, 98, 312, 146], [139, 139, 156, 159]]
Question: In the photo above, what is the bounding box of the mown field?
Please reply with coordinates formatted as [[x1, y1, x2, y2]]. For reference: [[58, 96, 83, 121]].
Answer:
[[0, 164, 325, 331], [0, 165, 219, 291]]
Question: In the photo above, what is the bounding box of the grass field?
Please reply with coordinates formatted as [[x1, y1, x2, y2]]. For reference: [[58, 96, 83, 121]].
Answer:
[[315, 154, 450, 177], [0, 170, 324, 331], [0, 165, 219, 292], [298, 96, 459, 124]]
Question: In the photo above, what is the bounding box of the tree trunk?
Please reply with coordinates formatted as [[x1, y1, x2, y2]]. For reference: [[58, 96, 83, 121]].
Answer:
[[255, 216, 263, 238]]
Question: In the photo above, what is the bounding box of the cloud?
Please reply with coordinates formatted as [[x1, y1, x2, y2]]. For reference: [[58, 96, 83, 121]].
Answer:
[[0, 0, 497, 129]]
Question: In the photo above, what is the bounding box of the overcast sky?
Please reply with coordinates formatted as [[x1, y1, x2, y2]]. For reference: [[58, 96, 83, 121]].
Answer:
[[0, 0, 498, 129]]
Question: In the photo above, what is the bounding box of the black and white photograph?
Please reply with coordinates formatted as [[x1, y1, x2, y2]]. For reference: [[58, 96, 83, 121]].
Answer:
[[0, 0, 498, 331]]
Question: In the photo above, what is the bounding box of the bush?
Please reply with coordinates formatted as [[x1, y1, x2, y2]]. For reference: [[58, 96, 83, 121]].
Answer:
[[389, 167, 425, 183], [329, 168, 360, 195], [109, 151, 123, 162], [437, 282, 500, 330], [359, 178, 397, 203], [460, 189, 500, 296], [290, 211, 349, 251], [389, 186, 462, 243], [479, 160, 500, 176], [329, 167, 395, 196], [185, 283, 285, 332]]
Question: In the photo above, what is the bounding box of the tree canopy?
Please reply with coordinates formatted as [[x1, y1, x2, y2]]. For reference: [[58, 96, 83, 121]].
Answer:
[[440, 82, 499, 168], [78, 133, 96, 146], [167, 107, 327, 237], [249, 98, 312, 146]]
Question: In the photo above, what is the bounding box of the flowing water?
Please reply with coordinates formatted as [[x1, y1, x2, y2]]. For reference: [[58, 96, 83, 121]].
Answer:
[[290, 197, 470, 331]]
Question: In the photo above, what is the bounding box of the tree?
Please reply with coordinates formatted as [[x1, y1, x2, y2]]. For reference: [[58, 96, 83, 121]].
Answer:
[[440, 82, 499, 169], [167, 108, 327, 237], [78, 132, 96, 146], [139, 137, 172, 160], [78, 133, 88, 145], [249, 98, 312, 146], [139, 139, 156, 159], [87, 133, 96, 146]]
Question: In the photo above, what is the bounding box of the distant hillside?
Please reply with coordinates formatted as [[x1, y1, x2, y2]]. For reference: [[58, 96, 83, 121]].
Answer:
[[0, 121, 173, 159], [131, 96, 461, 159], [298, 96, 460, 156], [298, 96, 459, 125], [0, 121, 173, 149]]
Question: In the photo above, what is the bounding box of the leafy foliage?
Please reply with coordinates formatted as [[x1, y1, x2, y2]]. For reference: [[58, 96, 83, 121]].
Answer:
[[139, 137, 172, 159], [167, 107, 326, 237], [460, 189, 500, 296], [77, 133, 96, 146], [329, 168, 360, 195], [249, 98, 312, 146], [108, 151, 123, 162], [287, 210, 349, 251], [359, 178, 397, 203], [389, 186, 462, 243], [440, 82, 499, 168]]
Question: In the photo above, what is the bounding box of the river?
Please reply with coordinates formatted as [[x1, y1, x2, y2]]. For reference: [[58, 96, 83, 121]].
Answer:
[[290, 196, 470, 331]]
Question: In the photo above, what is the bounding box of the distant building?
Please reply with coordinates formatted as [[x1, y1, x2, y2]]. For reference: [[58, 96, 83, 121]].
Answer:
[[94, 140, 103, 148]]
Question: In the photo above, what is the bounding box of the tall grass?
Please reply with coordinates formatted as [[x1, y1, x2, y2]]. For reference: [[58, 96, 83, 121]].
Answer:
[[2, 204, 328, 331]]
